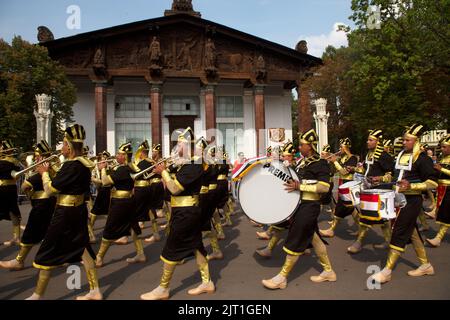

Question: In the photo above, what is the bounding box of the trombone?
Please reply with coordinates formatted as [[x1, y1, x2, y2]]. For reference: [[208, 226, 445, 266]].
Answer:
[[11, 152, 61, 179], [130, 157, 175, 180]]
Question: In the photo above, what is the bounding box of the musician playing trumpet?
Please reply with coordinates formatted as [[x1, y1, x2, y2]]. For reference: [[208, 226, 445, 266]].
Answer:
[[262, 129, 336, 290], [0, 141, 57, 270], [320, 138, 359, 238], [95, 142, 146, 267], [371, 124, 438, 284], [0, 140, 22, 247]]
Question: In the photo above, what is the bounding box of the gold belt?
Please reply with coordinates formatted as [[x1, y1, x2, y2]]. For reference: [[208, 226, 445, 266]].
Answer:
[[171, 195, 199, 207], [401, 190, 422, 196], [200, 186, 209, 194], [111, 189, 133, 199], [31, 191, 50, 200], [0, 179, 16, 186], [57, 194, 84, 207], [301, 192, 321, 201], [134, 180, 150, 187], [209, 184, 218, 190], [438, 179, 450, 186], [341, 173, 353, 181], [217, 175, 227, 180], [150, 178, 161, 184]]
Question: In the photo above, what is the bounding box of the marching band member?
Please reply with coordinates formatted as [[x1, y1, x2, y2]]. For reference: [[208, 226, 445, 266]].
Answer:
[[0, 141, 56, 270], [216, 147, 232, 227], [0, 139, 22, 247], [140, 127, 214, 300], [256, 141, 296, 258], [371, 124, 437, 284], [320, 138, 359, 238], [262, 130, 336, 290], [426, 134, 450, 247], [95, 142, 146, 267], [197, 139, 223, 261], [133, 140, 155, 231], [89, 151, 112, 243], [347, 129, 394, 253], [383, 139, 394, 156], [27, 124, 102, 300], [145, 143, 164, 243]]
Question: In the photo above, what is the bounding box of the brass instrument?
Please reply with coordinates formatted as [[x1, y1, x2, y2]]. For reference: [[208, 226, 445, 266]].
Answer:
[[130, 157, 175, 180], [322, 151, 341, 160], [11, 152, 61, 179], [0, 147, 21, 158]]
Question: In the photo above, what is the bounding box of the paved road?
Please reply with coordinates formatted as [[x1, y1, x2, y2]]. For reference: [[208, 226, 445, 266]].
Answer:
[[0, 202, 449, 300]]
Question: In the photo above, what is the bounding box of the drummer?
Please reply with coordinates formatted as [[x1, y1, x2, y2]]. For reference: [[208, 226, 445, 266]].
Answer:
[[371, 124, 437, 284], [256, 141, 297, 258], [262, 129, 336, 290], [347, 129, 395, 253], [320, 138, 359, 238]]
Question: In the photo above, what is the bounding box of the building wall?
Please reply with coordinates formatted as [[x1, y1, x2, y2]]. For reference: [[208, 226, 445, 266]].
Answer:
[[70, 78, 293, 161]]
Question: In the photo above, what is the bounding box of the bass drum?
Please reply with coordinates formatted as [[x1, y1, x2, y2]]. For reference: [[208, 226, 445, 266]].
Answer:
[[238, 159, 300, 225]]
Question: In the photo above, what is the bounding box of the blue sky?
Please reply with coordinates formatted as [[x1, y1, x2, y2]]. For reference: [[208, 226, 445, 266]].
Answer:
[[0, 0, 353, 57]]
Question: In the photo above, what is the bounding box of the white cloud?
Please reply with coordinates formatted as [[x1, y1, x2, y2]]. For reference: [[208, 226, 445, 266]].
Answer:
[[299, 22, 348, 58]]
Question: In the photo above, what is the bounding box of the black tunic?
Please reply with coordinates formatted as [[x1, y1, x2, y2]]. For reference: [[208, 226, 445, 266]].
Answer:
[[102, 164, 140, 240], [135, 159, 154, 222], [161, 162, 207, 262], [200, 164, 216, 232], [34, 159, 94, 269], [436, 155, 450, 225], [0, 158, 21, 221], [149, 159, 164, 210], [21, 173, 56, 245], [91, 185, 111, 216], [283, 156, 330, 255], [215, 162, 230, 209], [390, 152, 438, 250]]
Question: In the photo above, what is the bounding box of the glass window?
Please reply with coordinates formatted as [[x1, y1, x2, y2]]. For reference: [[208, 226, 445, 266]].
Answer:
[[163, 96, 200, 116], [217, 123, 244, 162], [217, 96, 243, 118], [115, 96, 151, 118], [115, 123, 151, 152]]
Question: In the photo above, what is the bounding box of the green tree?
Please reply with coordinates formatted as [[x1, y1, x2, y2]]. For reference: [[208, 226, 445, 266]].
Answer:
[[0, 36, 76, 150]]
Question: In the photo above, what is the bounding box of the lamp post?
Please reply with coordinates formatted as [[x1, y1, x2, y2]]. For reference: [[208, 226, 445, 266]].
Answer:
[[34, 94, 53, 143]]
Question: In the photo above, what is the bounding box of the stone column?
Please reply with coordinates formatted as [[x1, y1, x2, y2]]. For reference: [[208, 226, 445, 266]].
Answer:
[[34, 94, 53, 144], [296, 81, 312, 134], [150, 83, 163, 147], [94, 82, 108, 153], [204, 85, 216, 142], [313, 98, 329, 152], [254, 85, 266, 156]]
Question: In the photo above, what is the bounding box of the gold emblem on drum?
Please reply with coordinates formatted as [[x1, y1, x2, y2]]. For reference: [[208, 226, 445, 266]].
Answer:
[[269, 128, 285, 143]]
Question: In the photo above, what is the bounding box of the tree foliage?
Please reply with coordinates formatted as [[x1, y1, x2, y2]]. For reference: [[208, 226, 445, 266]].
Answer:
[[304, 0, 449, 154], [0, 36, 76, 150]]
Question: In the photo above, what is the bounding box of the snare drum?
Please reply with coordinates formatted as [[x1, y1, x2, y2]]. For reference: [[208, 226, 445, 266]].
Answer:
[[359, 189, 396, 221], [237, 159, 300, 225], [338, 181, 361, 206]]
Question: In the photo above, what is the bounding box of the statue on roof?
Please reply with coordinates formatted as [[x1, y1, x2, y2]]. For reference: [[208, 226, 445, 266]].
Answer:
[[165, 0, 201, 17], [37, 26, 54, 43]]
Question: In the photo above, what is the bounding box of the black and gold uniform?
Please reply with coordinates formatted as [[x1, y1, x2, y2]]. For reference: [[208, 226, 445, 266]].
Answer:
[[199, 143, 223, 260], [320, 144, 335, 208], [256, 141, 296, 258], [96, 142, 146, 266], [372, 124, 438, 284], [0, 139, 22, 246], [0, 141, 56, 270], [141, 127, 214, 300], [426, 134, 450, 247], [134, 141, 154, 223], [347, 129, 395, 254], [321, 138, 358, 238], [27, 124, 102, 300], [262, 130, 336, 290], [88, 151, 113, 243], [149, 144, 165, 216]]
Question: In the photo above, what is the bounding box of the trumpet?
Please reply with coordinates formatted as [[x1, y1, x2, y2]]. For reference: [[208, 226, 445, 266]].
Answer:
[[322, 151, 341, 160], [0, 147, 21, 157], [11, 152, 61, 179], [130, 157, 175, 180], [97, 158, 118, 166]]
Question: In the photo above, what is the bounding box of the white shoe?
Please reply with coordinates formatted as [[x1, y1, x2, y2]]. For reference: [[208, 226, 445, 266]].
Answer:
[[140, 286, 170, 300], [0, 259, 24, 271], [207, 251, 224, 261], [76, 289, 103, 300], [126, 254, 147, 264], [262, 274, 287, 290], [187, 281, 215, 295], [407, 264, 435, 277], [310, 271, 337, 283], [114, 236, 128, 245], [144, 234, 161, 243]]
